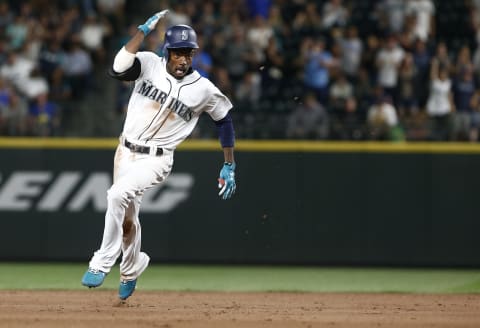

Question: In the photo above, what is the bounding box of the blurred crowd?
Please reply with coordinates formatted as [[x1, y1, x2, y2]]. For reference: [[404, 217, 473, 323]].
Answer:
[[2, 0, 480, 142], [0, 0, 124, 136]]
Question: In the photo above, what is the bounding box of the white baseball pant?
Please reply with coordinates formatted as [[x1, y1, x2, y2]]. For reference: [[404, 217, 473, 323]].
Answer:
[[88, 142, 174, 281]]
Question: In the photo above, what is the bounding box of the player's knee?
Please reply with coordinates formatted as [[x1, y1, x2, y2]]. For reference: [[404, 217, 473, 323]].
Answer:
[[107, 185, 131, 208]]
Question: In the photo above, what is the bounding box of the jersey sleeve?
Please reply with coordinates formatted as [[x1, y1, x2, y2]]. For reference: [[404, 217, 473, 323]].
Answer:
[[204, 85, 233, 121], [135, 51, 160, 79]]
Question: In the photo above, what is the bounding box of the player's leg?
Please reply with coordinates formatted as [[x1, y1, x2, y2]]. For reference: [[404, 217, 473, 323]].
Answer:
[[82, 177, 139, 287], [83, 147, 172, 288], [82, 145, 127, 287], [86, 149, 173, 292], [120, 195, 149, 281], [115, 152, 172, 299], [88, 164, 159, 271], [118, 194, 150, 299]]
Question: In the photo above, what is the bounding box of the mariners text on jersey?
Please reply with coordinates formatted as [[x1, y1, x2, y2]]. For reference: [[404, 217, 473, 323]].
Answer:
[[137, 79, 193, 122]]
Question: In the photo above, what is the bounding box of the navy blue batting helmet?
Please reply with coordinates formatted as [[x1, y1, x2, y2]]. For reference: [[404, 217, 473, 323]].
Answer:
[[163, 24, 199, 57]]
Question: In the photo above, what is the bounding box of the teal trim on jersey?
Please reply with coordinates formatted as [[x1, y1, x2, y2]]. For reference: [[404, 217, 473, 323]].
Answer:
[[1, 137, 480, 154]]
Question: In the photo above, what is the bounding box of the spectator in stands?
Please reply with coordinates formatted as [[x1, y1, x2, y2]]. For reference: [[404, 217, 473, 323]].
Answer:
[[0, 76, 10, 134], [333, 96, 364, 140], [412, 39, 431, 105], [340, 25, 363, 80], [166, 2, 191, 26], [305, 2, 322, 32], [21, 21, 43, 64], [467, 88, 480, 141], [397, 53, 419, 120], [0, 0, 477, 141], [61, 40, 92, 99], [329, 40, 344, 79], [194, 1, 216, 37], [235, 70, 261, 109], [431, 41, 452, 73], [192, 35, 212, 78], [211, 66, 233, 100], [27, 92, 60, 136], [367, 94, 400, 140], [376, 0, 406, 34], [0, 50, 35, 90], [0, 1, 14, 31], [321, 0, 349, 30], [302, 36, 333, 104], [79, 12, 112, 64], [452, 67, 476, 140], [404, 109, 430, 141], [17, 66, 49, 102], [57, 5, 83, 43], [96, 0, 125, 34], [291, 7, 310, 39], [405, 0, 435, 42], [223, 27, 251, 84], [246, 14, 274, 64], [0, 49, 48, 102], [426, 61, 455, 141], [38, 40, 66, 88], [361, 34, 381, 81], [4, 90, 28, 136], [329, 72, 354, 114], [286, 92, 329, 139], [469, 0, 480, 30], [472, 39, 480, 77], [375, 34, 405, 106], [6, 13, 29, 50], [454, 44, 474, 77], [259, 35, 284, 98], [398, 14, 417, 51], [355, 67, 374, 112], [267, 3, 285, 35]]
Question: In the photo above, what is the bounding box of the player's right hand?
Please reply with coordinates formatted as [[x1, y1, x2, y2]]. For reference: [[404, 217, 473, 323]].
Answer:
[[138, 10, 169, 36], [218, 162, 236, 200]]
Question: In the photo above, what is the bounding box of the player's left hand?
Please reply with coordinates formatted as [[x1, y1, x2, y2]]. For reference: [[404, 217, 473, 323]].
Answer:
[[138, 10, 169, 36], [218, 162, 236, 200]]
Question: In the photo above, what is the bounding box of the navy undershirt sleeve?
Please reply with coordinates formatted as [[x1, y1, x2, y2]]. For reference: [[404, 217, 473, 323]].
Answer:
[[108, 58, 141, 81], [214, 112, 235, 148]]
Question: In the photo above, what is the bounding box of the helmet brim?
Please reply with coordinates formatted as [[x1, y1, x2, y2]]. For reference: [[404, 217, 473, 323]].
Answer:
[[166, 42, 199, 49]]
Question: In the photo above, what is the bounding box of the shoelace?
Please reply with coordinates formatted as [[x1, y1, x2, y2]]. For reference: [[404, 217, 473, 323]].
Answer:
[[88, 268, 101, 274]]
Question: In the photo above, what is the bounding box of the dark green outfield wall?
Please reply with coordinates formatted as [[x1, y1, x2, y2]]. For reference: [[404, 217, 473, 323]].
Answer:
[[0, 140, 479, 266]]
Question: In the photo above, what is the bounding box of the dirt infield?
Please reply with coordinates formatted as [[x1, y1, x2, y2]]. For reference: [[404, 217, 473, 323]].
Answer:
[[0, 291, 479, 328]]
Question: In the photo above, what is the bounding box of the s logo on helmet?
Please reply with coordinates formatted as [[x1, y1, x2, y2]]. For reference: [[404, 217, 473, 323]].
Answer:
[[181, 30, 188, 40]]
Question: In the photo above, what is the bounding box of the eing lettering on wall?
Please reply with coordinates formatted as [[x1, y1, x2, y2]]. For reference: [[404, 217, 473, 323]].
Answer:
[[0, 171, 194, 213]]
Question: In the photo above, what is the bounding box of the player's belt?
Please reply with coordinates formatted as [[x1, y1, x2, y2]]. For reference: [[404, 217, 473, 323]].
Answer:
[[123, 139, 163, 156]]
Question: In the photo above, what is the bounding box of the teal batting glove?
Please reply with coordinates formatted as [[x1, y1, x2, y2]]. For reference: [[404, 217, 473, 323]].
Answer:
[[138, 10, 169, 36], [218, 162, 236, 200]]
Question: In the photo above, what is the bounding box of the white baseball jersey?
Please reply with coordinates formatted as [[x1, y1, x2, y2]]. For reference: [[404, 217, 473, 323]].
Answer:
[[122, 51, 232, 149]]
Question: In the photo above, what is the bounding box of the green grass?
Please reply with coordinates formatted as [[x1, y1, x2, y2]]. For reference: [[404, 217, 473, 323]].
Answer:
[[0, 263, 479, 293]]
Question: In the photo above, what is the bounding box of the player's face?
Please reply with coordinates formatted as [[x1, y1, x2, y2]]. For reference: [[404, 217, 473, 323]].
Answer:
[[167, 48, 195, 79]]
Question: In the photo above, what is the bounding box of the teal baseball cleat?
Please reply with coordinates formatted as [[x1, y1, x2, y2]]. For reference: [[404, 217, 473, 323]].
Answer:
[[119, 279, 137, 300], [81, 268, 106, 288]]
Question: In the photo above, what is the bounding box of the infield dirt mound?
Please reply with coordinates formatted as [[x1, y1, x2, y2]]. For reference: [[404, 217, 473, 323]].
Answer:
[[0, 291, 479, 327]]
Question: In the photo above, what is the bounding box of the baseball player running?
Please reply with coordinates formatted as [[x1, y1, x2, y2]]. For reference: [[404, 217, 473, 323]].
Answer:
[[81, 10, 236, 300]]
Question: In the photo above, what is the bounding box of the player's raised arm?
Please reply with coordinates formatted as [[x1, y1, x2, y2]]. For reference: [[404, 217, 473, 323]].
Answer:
[[110, 10, 169, 81]]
